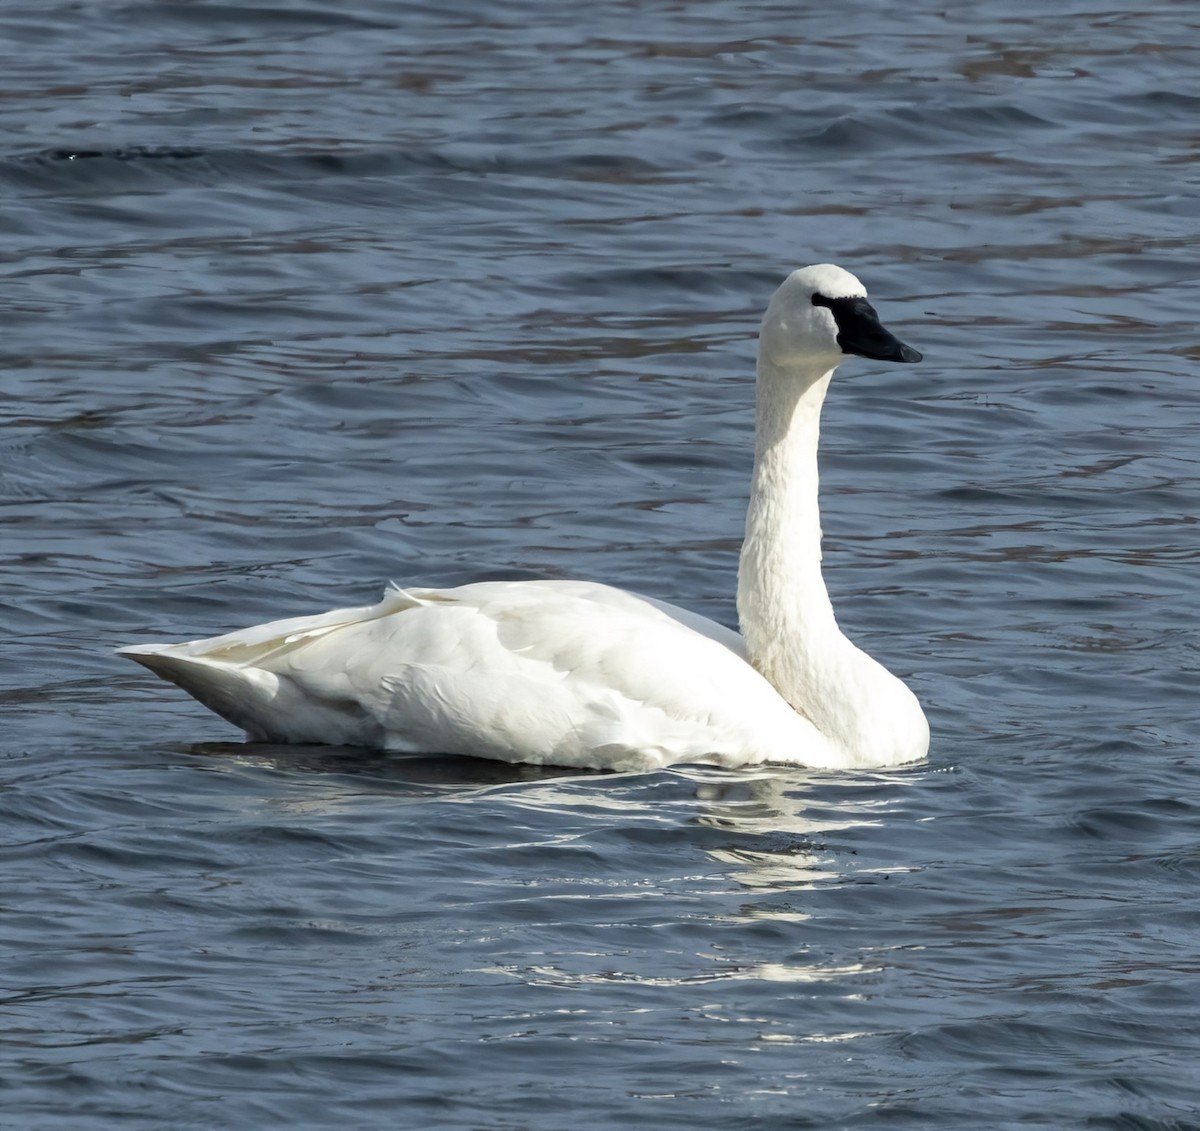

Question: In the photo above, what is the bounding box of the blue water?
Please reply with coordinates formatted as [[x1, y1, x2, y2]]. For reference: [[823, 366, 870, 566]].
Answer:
[[4, 2, 1200, 1127]]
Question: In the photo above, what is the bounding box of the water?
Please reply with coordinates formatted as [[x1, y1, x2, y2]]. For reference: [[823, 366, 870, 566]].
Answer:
[[3, 1, 1200, 1126]]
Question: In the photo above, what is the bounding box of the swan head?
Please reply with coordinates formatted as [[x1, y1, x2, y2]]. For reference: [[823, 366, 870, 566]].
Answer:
[[759, 264, 922, 372]]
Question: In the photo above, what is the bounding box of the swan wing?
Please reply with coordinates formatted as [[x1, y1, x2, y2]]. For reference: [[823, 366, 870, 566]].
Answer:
[[122, 579, 830, 769]]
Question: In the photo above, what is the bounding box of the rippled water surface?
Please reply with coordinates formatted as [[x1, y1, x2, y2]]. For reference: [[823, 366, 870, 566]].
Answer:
[[4, 2, 1200, 1127]]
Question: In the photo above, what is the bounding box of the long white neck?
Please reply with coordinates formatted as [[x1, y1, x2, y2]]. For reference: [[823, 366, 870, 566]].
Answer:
[[736, 356, 928, 766]]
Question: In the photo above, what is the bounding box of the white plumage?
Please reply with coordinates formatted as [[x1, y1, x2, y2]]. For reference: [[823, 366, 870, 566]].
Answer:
[[121, 264, 930, 772]]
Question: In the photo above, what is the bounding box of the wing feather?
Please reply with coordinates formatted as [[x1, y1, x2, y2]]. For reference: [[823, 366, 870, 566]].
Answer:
[[145, 579, 829, 768]]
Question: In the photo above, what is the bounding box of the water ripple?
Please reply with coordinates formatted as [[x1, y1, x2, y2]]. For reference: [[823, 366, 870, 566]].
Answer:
[[4, 0, 1200, 1127]]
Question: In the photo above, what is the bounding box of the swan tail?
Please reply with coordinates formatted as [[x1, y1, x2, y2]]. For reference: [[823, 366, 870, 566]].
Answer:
[[115, 585, 419, 741], [119, 641, 381, 746], [118, 643, 283, 738]]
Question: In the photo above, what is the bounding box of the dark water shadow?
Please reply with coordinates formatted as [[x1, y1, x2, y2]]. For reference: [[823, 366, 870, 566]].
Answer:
[[184, 739, 600, 792]]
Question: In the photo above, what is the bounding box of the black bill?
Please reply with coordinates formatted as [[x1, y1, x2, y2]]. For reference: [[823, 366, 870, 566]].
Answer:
[[813, 294, 923, 363]]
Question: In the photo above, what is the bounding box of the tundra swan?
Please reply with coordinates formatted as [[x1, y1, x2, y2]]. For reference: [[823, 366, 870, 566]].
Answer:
[[120, 264, 928, 772]]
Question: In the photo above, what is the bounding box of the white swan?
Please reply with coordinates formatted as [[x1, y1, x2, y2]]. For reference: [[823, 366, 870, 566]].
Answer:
[[120, 264, 928, 772]]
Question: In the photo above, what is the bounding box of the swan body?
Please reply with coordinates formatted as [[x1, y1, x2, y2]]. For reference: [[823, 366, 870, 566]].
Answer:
[[120, 264, 929, 772]]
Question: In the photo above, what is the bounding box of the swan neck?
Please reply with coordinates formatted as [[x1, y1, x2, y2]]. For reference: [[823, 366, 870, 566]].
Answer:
[[740, 359, 836, 636], [736, 353, 927, 767], [738, 359, 858, 737]]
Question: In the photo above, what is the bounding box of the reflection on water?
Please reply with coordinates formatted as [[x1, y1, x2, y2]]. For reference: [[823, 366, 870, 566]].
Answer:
[[694, 770, 906, 893]]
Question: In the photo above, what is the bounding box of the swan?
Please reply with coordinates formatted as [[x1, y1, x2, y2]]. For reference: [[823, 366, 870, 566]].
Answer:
[[119, 264, 928, 772]]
